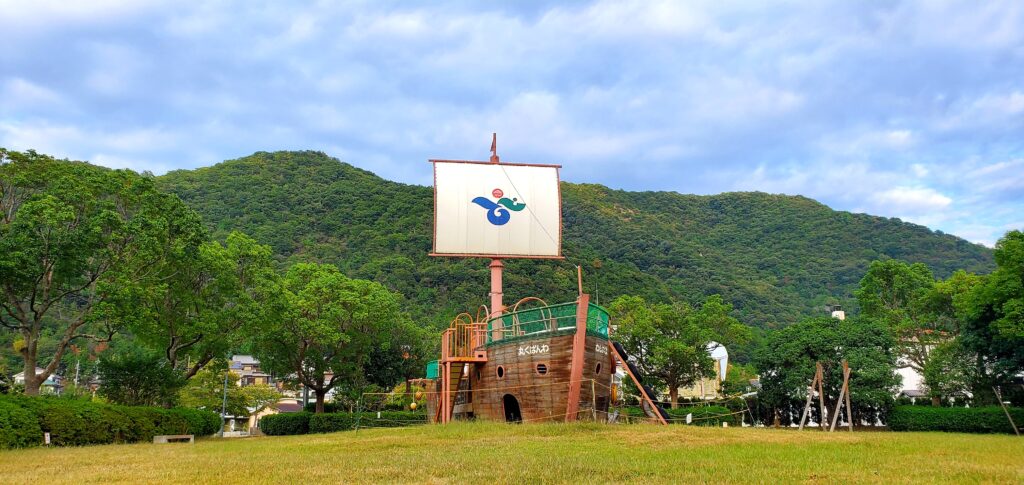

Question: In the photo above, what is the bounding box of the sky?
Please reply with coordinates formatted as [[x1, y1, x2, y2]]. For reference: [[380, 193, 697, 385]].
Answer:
[[1, 1, 1022, 246]]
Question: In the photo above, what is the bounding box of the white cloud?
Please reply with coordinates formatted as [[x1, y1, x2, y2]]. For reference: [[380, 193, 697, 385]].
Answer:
[[1, 78, 64, 110], [1, 0, 1021, 246], [875, 187, 952, 213]]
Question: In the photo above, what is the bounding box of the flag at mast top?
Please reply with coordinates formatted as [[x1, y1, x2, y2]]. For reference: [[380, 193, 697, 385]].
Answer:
[[429, 134, 563, 259]]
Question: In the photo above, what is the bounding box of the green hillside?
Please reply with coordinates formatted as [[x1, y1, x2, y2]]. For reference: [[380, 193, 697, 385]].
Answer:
[[157, 151, 994, 329]]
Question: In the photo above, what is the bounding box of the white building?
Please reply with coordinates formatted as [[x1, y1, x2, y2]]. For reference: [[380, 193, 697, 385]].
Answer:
[[13, 368, 63, 394]]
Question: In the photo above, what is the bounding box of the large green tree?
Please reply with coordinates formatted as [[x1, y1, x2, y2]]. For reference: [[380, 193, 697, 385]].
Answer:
[[958, 230, 1024, 404], [96, 349, 183, 407], [754, 316, 899, 425], [0, 149, 200, 394], [128, 231, 279, 378], [856, 259, 941, 373], [609, 294, 749, 408], [254, 263, 409, 413]]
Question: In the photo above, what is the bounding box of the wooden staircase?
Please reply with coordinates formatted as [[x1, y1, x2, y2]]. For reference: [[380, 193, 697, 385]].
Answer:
[[438, 318, 487, 423]]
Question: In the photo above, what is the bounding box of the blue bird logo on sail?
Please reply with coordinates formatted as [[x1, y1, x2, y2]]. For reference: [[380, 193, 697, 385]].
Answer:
[[472, 188, 526, 226]]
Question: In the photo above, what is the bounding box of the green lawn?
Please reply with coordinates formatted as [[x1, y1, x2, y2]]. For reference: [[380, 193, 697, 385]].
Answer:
[[1, 423, 1021, 484]]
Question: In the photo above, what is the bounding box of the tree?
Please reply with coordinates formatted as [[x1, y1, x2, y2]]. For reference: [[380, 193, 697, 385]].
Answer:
[[363, 319, 431, 394], [0, 149, 202, 395], [921, 339, 976, 404], [254, 263, 407, 413], [855, 259, 985, 404], [240, 384, 282, 417], [958, 230, 1024, 405], [177, 366, 249, 417], [97, 350, 184, 407], [856, 259, 941, 373], [721, 363, 758, 396], [129, 231, 279, 379], [609, 294, 748, 408], [754, 316, 899, 426]]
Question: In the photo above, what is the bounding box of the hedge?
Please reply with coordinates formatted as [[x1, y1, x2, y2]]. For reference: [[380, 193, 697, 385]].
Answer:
[[0, 400, 42, 448], [260, 411, 427, 435], [0, 395, 220, 448], [311, 411, 426, 433], [623, 405, 743, 426], [302, 401, 345, 413], [888, 406, 1024, 434], [259, 412, 312, 435]]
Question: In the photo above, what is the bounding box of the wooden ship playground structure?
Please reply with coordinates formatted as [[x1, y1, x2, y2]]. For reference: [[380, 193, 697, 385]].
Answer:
[[418, 136, 669, 425]]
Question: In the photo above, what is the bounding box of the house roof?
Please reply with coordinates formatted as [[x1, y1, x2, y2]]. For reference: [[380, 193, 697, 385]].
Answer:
[[231, 355, 260, 365], [276, 401, 304, 413]]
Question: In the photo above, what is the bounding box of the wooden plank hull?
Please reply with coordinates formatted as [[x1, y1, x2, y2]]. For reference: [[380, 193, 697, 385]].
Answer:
[[460, 333, 613, 422]]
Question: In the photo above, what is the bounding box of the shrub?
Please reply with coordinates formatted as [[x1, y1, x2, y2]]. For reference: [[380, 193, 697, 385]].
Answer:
[[259, 412, 311, 435], [888, 406, 1024, 434], [0, 395, 219, 448], [0, 400, 42, 448], [260, 411, 427, 435], [302, 401, 345, 413], [309, 413, 356, 433], [310, 411, 426, 433]]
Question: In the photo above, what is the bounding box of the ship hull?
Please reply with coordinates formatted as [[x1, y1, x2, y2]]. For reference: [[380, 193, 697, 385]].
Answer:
[[457, 332, 613, 422]]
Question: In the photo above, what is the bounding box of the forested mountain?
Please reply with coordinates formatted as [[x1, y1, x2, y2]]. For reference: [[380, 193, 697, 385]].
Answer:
[[157, 151, 994, 330]]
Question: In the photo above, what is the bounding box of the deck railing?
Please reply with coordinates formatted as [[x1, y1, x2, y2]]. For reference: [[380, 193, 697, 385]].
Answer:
[[486, 301, 610, 344], [440, 321, 487, 361]]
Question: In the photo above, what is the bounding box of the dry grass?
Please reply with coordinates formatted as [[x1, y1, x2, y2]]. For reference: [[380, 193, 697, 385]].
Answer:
[[1, 422, 1021, 484]]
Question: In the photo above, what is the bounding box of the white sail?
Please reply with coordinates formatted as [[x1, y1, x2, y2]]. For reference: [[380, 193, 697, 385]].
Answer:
[[431, 160, 562, 258]]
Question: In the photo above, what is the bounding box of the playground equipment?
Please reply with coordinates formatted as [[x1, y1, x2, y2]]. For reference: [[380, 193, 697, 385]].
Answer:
[[423, 136, 667, 424]]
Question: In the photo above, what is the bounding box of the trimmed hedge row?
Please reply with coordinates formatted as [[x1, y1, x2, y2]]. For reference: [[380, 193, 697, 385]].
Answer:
[[0, 395, 220, 448], [260, 411, 427, 435], [624, 405, 742, 426], [888, 406, 1024, 434], [259, 412, 312, 435]]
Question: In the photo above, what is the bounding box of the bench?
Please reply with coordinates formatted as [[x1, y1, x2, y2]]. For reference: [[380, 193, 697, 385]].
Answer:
[[153, 434, 194, 444]]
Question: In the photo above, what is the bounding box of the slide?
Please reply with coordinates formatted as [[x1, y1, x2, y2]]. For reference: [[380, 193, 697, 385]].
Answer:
[[610, 341, 669, 424]]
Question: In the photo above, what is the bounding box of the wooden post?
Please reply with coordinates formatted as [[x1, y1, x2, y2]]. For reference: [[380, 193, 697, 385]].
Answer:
[[591, 379, 597, 421], [830, 360, 851, 432], [816, 363, 827, 431], [798, 369, 817, 430], [489, 259, 504, 342], [565, 294, 590, 422], [844, 361, 853, 432], [993, 386, 1021, 436]]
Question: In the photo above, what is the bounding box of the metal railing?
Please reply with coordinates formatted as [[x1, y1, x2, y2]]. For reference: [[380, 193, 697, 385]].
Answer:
[[486, 301, 610, 344], [440, 321, 487, 361]]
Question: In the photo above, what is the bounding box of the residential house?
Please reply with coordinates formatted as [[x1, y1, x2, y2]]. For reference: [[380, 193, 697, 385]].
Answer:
[[13, 368, 63, 394]]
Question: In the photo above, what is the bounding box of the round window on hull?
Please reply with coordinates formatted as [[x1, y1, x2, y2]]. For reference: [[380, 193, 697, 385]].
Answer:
[[496, 366, 505, 378], [536, 363, 548, 375]]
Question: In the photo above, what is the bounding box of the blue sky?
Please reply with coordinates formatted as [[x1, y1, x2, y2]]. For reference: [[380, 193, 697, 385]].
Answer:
[[1, 1, 1021, 246]]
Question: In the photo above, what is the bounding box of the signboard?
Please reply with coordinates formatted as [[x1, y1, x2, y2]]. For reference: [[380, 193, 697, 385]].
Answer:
[[431, 160, 562, 258]]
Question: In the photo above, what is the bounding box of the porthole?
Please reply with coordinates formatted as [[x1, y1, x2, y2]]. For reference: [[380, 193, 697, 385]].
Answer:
[[497, 366, 505, 378], [595, 363, 602, 374], [536, 363, 548, 375]]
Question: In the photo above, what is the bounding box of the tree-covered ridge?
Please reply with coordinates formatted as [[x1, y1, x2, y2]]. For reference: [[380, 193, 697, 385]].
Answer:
[[157, 150, 994, 329]]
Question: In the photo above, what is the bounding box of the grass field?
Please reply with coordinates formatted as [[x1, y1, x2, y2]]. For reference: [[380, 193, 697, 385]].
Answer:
[[1, 423, 1021, 484]]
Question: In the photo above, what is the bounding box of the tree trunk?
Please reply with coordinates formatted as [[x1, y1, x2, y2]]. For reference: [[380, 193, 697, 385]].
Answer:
[[669, 387, 679, 409], [314, 390, 326, 414], [22, 357, 40, 395], [931, 396, 941, 407]]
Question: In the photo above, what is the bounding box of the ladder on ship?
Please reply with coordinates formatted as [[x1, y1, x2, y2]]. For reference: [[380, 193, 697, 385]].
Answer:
[[438, 316, 487, 423]]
